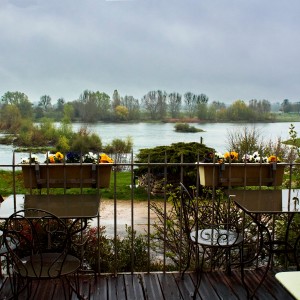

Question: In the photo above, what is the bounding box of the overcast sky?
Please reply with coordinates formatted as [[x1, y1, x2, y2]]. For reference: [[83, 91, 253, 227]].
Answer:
[[0, 0, 299, 104]]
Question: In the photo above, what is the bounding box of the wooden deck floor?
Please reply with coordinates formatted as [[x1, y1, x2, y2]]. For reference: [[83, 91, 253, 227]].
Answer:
[[0, 269, 294, 299]]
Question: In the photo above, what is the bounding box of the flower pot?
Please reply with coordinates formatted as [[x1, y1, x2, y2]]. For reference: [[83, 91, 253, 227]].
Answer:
[[21, 163, 112, 188], [197, 163, 285, 187]]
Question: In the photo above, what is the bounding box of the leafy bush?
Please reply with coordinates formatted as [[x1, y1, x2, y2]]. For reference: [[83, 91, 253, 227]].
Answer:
[[135, 142, 213, 187], [82, 225, 150, 273], [69, 127, 102, 153]]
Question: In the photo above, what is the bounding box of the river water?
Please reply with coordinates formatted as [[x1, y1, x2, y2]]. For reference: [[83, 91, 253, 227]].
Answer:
[[1, 121, 299, 236], [0, 121, 299, 165]]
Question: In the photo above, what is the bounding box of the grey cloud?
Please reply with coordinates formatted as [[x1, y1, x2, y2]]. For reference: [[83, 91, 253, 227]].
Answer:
[[0, 0, 300, 103]]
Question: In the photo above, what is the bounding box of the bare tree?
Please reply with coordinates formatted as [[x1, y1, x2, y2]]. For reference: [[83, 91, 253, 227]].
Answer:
[[184, 92, 196, 118], [226, 126, 264, 155], [142, 90, 167, 120], [38, 95, 52, 111], [168, 92, 182, 118]]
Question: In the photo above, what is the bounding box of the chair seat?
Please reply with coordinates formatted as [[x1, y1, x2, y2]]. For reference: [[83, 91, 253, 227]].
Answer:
[[190, 228, 243, 247], [16, 253, 81, 278]]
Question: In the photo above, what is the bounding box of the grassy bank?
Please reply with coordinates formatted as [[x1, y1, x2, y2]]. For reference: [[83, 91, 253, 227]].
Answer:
[[0, 170, 152, 200]]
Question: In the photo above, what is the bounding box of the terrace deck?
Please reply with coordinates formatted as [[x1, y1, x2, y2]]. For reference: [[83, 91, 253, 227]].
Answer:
[[0, 269, 294, 299]]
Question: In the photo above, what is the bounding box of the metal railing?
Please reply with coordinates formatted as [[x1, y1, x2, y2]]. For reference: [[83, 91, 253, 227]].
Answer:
[[1, 156, 299, 274]]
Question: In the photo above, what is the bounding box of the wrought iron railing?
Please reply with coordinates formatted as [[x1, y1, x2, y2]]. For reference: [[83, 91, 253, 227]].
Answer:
[[1, 156, 300, 274]]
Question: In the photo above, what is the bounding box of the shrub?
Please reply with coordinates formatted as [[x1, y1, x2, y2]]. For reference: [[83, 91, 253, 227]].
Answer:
[[135, 142, 213, 188], [70, 127, 102, 153], [81, 225, 150, 273]]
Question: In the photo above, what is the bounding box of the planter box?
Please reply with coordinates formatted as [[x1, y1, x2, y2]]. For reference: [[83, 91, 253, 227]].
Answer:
[[197, 163, 285, 187], [22, 163, 112, 188]]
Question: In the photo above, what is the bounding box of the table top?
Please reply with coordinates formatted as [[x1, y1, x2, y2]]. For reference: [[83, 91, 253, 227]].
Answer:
[[0, 194, 100, 218], [231, 189, 300, 214], [275, 271, 300, 299]]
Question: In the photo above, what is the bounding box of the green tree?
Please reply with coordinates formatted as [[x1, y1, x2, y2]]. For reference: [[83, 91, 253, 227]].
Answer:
[[56, 98, 65, 111], [196, 93, 209, 120], [94, 91, 111, 120], [112, 89, 121, 110], [281, 99, 292, 113], [248, 99, 271, 120], [121, 95, 140, 120], [62, 103, 74, 124], [115, 105, 129, 121], [75, 90, 111, 122], [226, 99, 253, 121], [1, 91, 33, 118], [34, 106, 45, 119], [207, 101, 226, 121], [78, 90, 99, 122], [0, 104, 22, 132], [293, 102, 300, 114]]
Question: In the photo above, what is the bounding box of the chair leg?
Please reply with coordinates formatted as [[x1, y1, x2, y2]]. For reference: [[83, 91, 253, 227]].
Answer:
[[193, 247, 206, 300]]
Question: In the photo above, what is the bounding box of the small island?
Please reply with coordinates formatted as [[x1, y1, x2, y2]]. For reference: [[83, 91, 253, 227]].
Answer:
[[174, 123, 204, 133]]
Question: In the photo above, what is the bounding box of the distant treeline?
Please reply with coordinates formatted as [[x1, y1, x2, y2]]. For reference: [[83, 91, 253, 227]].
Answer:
[[0, 90, 299, 129]]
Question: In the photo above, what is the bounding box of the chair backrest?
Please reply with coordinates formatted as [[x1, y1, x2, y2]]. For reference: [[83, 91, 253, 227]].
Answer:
[[3, 208, 73, 278], [179, 183, 198, 239]]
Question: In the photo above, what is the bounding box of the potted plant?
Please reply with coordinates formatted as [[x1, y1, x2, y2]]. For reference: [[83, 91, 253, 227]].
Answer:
[[197, 151, 285, 187], [21, 152, 113, 189]]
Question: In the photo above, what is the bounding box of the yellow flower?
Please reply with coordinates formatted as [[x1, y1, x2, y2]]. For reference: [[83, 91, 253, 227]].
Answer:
[[268, 155, 280, 163], [99, 153, 113, 163], [55, 152, 64, 161], [224, 151, 239, 162]]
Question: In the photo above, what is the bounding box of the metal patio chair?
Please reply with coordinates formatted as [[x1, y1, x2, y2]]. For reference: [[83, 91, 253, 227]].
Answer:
[[2, 208, 84, 299]]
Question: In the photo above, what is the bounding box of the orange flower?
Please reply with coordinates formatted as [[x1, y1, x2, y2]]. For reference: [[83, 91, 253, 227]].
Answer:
[[49, 155, 55, 163]]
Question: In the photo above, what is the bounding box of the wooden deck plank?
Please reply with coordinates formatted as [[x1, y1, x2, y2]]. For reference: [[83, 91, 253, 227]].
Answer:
[[245, 270, 277, 300], [0, 271, 295, 300], [173, 273, 196, 299], [107, 274, 126, 300], [123, 274, 145, 300], [141, 273, 164, 300], [222, 270, 249, 299], [190, 272, 221, 299], [91, 275, 108, 299], [207, 271, 240, 300], [157, 272, 184, 299], [76, 276, 92, 299], [258, 269, 294, 300]]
